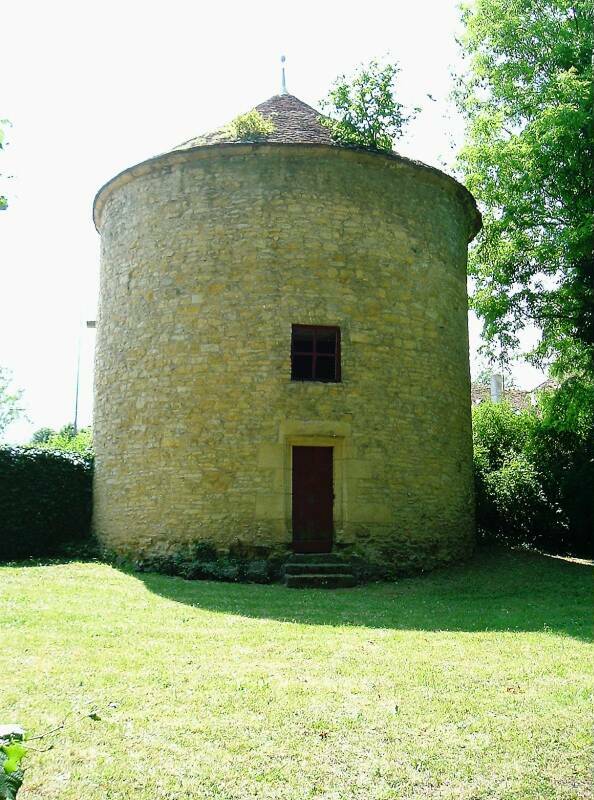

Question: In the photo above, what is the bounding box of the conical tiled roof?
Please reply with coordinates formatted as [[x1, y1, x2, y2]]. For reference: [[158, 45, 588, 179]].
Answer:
[[93, 92, 482, 240], [174, 94, 335, 151]]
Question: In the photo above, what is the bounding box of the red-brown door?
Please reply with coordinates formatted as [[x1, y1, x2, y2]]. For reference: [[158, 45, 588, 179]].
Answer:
[[292, 446, 333, 553]]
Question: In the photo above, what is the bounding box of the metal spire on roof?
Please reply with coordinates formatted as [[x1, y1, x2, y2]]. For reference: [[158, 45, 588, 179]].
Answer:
[[280, 55, 288, 95]]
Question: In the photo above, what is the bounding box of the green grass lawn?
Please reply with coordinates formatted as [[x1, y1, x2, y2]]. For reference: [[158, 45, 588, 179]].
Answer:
[[2, 548, 592, 799]]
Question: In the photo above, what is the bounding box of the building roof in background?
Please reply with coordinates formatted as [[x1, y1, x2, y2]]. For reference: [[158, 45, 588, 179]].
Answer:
[[530, 378, 560, 393], [471, 384, 533, 412], [471, 377, 560, 411]]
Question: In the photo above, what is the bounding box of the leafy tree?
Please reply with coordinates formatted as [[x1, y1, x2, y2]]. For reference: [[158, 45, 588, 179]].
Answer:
[[320, 58, 417, 152], [0, 368, 24, 437], [456, 0, 594, 376], [30, 427, 55, 445], [472, 378, 593, 555], [39, 425, 93, 455], [473, 399, 536, 474], [529, 377, 594, 554], [29, 424, 93, 455], [58, 423, 76, 438]]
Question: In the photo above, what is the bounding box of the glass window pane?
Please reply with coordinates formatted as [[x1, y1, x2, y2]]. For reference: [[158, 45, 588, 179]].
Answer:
[[315, 356, 336, 381], [292, 354, 314, 380], [316, 330, 336, 354], [292, 327, 314, 352]]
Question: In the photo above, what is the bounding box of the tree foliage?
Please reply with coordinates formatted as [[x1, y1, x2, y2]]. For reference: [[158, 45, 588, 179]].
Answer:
[[456, 0, 594, 375], [0, 368, 24, 437], [320, 58, 416, 152], [30, 427, 55, 445], [30, 425, 93, 454], [472, 379, 593, 555], [36, 425, 93, 455]]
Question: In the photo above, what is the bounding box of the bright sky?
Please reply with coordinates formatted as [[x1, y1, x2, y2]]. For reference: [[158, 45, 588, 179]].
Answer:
[[0, 0, 546, 443]]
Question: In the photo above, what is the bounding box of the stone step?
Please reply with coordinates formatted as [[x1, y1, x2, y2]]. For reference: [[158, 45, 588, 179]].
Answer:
[[287, 552, 346, 564], [284, 562, 351, 576], [284, 573, 357, 589]]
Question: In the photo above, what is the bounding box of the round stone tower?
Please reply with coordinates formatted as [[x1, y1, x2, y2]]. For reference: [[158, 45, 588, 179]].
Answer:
[[92, 93, 481, 574]]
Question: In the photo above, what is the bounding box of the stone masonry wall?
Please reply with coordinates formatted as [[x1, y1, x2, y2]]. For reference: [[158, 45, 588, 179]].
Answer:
[[93, 144, 477, 572]]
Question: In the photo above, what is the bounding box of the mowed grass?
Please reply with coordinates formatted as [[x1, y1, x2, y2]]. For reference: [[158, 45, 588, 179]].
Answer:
[[1, 549, 592, 800]]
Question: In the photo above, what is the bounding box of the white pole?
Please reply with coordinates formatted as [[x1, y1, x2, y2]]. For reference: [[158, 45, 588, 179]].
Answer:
[[73, 333, 81, 434]]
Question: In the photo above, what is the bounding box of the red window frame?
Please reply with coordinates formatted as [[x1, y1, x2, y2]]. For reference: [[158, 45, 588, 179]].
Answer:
[[291, 325, 341, 383]]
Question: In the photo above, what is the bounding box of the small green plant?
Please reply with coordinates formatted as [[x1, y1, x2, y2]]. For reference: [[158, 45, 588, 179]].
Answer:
[[0, 709, 107, 798], [226, 110, 275, 141], [0, 728, 26, 799]]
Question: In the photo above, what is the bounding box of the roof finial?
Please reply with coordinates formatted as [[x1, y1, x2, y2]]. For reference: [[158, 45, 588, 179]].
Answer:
[[280, 55, 288, 96]]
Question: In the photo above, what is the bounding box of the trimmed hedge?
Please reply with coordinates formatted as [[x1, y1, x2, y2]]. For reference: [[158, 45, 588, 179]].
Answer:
[[0, 447, 93, 559]]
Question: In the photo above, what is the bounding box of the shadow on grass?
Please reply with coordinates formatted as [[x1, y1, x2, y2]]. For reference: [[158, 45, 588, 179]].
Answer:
[[133, 548, 592, 640]]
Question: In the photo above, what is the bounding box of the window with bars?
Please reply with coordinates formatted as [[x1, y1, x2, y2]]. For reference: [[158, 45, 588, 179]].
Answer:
[[291, 325, 341, 382]]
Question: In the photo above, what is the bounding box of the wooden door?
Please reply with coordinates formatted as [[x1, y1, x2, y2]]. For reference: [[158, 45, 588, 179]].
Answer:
[[292, 446, 333, 553]]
